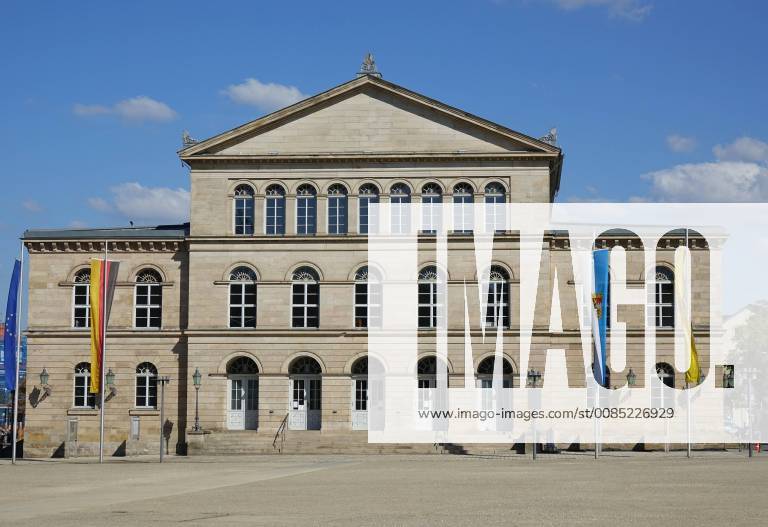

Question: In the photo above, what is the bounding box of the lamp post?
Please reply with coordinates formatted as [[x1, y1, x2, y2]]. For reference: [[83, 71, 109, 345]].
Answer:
[[39, 368, 49, 386], [192, 368, 202, 432], [626, 368, 636, 387], [157, 376, 171, 463], [527, 369, 541, 459]]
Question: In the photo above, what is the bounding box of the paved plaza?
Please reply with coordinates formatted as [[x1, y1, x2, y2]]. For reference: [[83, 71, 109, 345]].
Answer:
[[1, 452, 765, 526]]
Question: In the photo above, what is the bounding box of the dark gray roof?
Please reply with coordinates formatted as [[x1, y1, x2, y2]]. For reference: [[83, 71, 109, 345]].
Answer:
[[24, 223, 189, 240]]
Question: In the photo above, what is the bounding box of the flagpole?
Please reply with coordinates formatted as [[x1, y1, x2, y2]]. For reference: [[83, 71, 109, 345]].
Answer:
[[11, 240, 25, 464], [98, 241, 108, 463], [684, 228, 692, 459]]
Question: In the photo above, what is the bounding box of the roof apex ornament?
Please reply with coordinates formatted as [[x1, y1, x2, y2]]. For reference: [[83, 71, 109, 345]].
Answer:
[[357, 53, 382, 78], [539, 127, 558, 146], [182, 130, 199, 147]]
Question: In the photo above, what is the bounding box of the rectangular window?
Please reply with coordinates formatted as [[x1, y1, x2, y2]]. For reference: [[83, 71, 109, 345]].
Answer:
[[355, 379, 367, 411], [354, 282, 381, 329], [391, 196, 411, 234], [292, 282, 319, 328], [73, 283, 90, 328], [484, 194, 505, 233], [73, 374, 96, 408], [484, 282, 509, 328], [135, 283, 162, 329], [328, 196, 348, 234], [418, 282, 441, 328], [229, 283, 256, 328], [234, 198, 254, 235], [135, 375, 158, 408], [266, 197, 285, 235], [453, 195, 473, 233], [421, 196, 441, 234], [359, 195, 379, 234], [297, 197, 316, 235]]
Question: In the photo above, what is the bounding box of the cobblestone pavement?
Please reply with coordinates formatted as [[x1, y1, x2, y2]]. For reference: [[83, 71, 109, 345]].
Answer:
[[1, 451, 765, 526]]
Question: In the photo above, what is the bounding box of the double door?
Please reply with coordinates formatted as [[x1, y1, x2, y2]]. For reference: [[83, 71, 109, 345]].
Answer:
[[289, 376, 321, 430]]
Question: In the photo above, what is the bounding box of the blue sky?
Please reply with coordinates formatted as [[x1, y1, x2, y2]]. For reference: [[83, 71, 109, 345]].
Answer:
[[1, 0, 767, 311]]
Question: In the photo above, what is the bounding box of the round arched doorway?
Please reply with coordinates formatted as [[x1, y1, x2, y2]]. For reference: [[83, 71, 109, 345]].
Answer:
[[226, 356, 259, 430], [288, 356, 322, 430]]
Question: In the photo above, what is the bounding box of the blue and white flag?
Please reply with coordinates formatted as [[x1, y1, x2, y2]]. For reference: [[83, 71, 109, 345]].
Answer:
[[3, 259, 21, 391], [591, 249, 609, 387]]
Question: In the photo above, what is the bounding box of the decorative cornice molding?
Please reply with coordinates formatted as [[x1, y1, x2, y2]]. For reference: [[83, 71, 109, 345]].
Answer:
[[25, 240, 185, 253]]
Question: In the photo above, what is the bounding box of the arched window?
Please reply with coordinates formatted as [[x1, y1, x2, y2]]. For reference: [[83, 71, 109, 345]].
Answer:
[[292, 267, 319, 328], [73, 362, 95, 408], [453, 183, 473, 234], [417, 356, 448, 376], [135, 362, 158, 408], [421, 183, 442, 234], [651, 267, 674, 328], [477, 356, 514, 388], [227, 356, 259, 374], [229, 267, 257, 328], [655, 362, 675, 388], [265, 184, 286, 235], [233, 185, 255, 235], [296, 184, 317, 235], [289, 356, 322, 375], [72, 269, 91, 328], [484, 182, 506, 233], [354, 266, 381, 329], [652, 362, 675, 409], [134, 269, 162, 329], [418, 266, 443, 329], [484, 266, 510, 329], [327, 184, 348, 235], [390, 183, 411, 234], [358, 184, 379, 234]]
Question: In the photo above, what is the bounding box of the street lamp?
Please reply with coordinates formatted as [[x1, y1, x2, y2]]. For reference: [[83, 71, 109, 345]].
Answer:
[[723, 365, 734, 389], [192, 368, 202, 432], [39, 368, 49, 386], [527, 369, 541, 387], [105, 368, 117, 397], [626, 368, 637, 387]]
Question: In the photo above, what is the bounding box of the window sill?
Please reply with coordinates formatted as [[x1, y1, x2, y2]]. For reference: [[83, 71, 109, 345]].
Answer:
[[129, 408, 159, 416], [67, 408, 98, 416]]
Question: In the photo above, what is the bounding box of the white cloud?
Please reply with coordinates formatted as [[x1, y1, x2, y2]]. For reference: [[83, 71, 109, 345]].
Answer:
[[222, 78, 307, 112], [69, 220, 88, 229], [22, 200, 43, 212], [643, 161, 768, 202], [88, 183, 189, 224], [73, 96, 177, 123], [666, 134, 697, 153], [548, 0, 652, 20], [713, 136, 768, 163]]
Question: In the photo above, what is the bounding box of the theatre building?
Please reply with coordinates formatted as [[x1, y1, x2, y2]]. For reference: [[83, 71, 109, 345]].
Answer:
[[21, 62, 709, 457]]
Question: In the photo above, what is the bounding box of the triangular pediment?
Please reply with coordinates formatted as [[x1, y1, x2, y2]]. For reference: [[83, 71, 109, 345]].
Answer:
[[180, 76, 559, 158]]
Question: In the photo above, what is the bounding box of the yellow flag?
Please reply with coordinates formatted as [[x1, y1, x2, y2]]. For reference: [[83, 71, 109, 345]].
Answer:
[[674, 246, 701, 385]]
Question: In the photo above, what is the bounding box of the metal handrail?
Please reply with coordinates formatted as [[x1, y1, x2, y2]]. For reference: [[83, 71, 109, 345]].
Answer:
[[273, 413, 289, 453]]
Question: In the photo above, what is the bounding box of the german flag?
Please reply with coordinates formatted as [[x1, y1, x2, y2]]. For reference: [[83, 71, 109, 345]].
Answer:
[[89, 258, 119, 394]]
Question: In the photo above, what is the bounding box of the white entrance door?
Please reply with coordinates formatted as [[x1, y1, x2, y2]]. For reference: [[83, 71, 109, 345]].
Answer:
[[417, 377, 436, 430], [227, 376, 258, 430], [352, 377, 368, 430], [289, 376, 321, 430]]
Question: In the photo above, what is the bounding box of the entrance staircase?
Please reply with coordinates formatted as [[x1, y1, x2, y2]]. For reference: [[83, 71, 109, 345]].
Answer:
[[191, 430, 520, 456]]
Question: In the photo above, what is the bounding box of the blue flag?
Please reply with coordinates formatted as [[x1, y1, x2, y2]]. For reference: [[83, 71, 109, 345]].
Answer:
[[592, 250, 609, 387], [4, 260, 21, 391]]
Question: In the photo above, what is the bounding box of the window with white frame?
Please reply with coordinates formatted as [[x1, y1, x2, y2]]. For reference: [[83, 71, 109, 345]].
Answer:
[[296, 184, 317, 235], [354, 266, 381, 329], [418, 266, 443, 329], [352, 357, 368, 411], [327, 184, 348, 235], [265, 184, 286, 235], [421, 183, 442, 234], [358, 184, 379, 234], [233, 185, 255, 235], [390, 183, 411, 234], [229, 267, 257, 328], [135, 269, 162, 329], [484, 266, 510, 329], [650, 266, 674, 328], [484, 182, 506, 233], [73, 362, 96, 408], [292, 267, 319, 328], [452, 183, 473, 234], [73, 269, 91, 328], [135, 362, 158, 408]]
